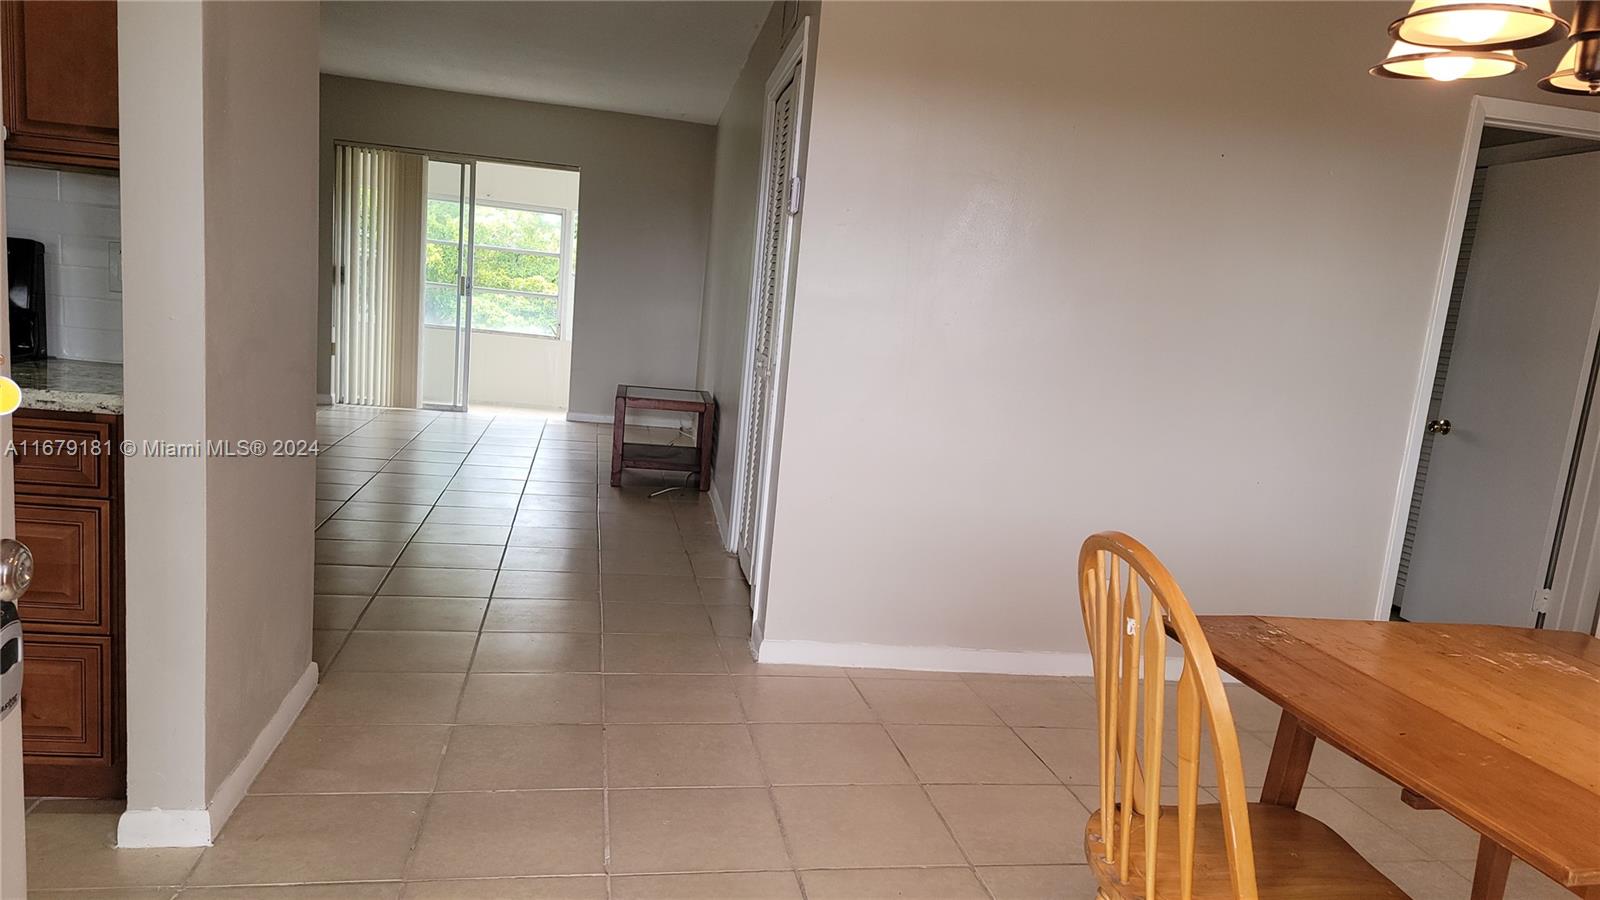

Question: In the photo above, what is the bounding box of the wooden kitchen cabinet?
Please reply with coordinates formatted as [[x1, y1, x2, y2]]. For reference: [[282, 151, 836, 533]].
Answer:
[[13, 409, 123, 798], [10, 414, 113, 495], [1, 0, 119, 170], [16, 498, 110, 633], [18, 637, 110, 790]]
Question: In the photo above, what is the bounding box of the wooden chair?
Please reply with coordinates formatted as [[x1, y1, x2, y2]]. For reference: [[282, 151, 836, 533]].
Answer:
[[1078, 532, 1410, 900]]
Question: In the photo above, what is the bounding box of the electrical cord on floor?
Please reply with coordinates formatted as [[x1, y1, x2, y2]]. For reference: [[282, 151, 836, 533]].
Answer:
[[649, 471, 693, 498], [643, 424, 698, 497]]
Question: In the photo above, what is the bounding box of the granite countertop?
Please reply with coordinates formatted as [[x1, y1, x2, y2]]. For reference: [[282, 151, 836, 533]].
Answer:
[[11, 358, 123, 415]]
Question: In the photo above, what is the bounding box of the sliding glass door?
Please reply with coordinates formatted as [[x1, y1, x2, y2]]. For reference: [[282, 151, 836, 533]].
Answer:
[[420, 159, 475, 409]]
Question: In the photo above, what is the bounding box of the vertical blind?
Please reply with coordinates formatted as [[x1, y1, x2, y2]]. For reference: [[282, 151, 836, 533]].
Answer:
[[332, 144, 426, 407]]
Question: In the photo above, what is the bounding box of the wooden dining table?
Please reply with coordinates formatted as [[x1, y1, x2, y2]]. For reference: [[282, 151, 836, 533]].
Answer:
[[1194, 616, 1600, 900]]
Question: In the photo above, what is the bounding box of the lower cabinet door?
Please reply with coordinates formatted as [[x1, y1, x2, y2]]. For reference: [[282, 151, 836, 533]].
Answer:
[[15, 498, 109, 632], [20, 635, 115, 797]]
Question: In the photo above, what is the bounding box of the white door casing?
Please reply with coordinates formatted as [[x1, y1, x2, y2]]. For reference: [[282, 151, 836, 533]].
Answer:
[[1402, 151, 1600, 627], [729, 19, 810, 645], [1380, 97, 1600, 627]]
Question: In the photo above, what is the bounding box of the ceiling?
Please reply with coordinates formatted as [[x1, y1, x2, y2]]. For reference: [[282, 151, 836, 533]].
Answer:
[[320, 1, 772, 125]]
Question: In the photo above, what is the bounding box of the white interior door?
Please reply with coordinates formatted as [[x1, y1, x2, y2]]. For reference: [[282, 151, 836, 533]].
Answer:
[[1403, 152, 1600, 627], [735, 63, 801, 579]]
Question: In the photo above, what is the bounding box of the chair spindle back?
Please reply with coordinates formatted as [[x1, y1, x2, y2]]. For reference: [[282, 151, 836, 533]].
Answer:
[[1078, 531, 1259, 900]]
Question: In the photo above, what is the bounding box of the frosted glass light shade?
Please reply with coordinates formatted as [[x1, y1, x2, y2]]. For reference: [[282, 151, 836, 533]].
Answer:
[[1390, 0, 1568, 50], [1539, 42, 1600, 94], [1370, 40, 1525, 79]]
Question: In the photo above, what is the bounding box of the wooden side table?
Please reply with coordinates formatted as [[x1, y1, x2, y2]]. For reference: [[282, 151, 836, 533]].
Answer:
[[610, 385, 716, 491]]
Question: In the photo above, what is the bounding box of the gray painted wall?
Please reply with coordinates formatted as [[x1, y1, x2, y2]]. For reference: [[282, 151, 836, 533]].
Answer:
[[120, 0, 319, 826], [760, 1, 1597, 663], [201, 0, 320, 796]]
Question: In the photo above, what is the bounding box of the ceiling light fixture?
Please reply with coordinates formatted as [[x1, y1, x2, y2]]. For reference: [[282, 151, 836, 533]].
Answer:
[[1372, 0, 1600, 91], [1540, 1, 1600, 93], [1371, 40, 1527, 79], [1390, 0, 1569, 51]]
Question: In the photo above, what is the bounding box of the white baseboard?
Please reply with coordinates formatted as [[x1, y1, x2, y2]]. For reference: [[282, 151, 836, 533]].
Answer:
[[755, 639, 1237, 682], [115, 808, 212, 849], [204, 662, 318, 837], [315, 393, 333, 406], [757, 639, 1095, 677], [708, 481, 733, 551], [756, 640, 1235, 682], [564, 412, 613, 425], [117, 661, 318, 848]]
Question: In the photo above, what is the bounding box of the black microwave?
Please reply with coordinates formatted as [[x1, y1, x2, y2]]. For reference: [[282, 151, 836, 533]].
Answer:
[[7, 238, 47, 362]]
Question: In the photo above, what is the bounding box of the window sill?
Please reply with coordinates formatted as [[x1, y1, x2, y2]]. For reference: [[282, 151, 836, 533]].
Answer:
[[470, 327, 562, 341]]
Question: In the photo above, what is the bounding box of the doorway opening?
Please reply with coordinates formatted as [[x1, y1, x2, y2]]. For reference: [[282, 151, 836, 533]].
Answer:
[[332, 145, 579, 414], [1386, 100, 1600, 634]]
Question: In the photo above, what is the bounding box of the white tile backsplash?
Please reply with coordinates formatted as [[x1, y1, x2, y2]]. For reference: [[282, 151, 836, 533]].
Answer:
[[59, 234, 112, 268], [54, 327, 122, 363], [4, 166, 58, 202], [62, 296, 122, 331], [59, 171, 119, 207], [4, 164, 122, 362], [54, 264, 111, 298]]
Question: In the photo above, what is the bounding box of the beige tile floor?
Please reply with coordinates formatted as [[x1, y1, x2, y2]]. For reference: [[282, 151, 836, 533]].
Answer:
[[24, 407, 1577, 899]]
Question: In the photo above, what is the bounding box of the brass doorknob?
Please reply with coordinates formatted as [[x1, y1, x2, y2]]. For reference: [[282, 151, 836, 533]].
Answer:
[[1427, 419, 1453, 435], [0, 539, 33, 603]]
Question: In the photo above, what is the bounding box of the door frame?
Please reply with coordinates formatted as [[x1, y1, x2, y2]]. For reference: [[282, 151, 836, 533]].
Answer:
[[1377, 97, 1600, 629], [1550, 362, 1600, 635], [0, 110, 27, 892], [418, 155, 476, 412], [727, 17, 811, 646]]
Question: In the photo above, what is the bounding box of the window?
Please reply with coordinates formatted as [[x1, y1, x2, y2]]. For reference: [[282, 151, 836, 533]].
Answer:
[[424, 198, 464, 327], [424, 198, 571, 338]]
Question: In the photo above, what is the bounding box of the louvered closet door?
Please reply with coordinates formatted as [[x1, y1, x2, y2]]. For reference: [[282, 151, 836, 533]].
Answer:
[[737, 70, 799, 572]]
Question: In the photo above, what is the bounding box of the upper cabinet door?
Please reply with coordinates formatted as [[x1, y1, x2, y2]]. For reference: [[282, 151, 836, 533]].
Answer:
[[2, 0, 118, 170]]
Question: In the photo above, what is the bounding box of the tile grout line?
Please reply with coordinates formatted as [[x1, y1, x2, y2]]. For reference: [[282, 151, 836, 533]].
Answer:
[[325, 409, 499, 887], [406, 411, 522, 883], [585, 424, 614, 899], [311, 404, 387, 528], [413, 411, 553, 882], [520, 420, 616, 897], [835, 672, 993, 896], [327, 410, 472, 672], [308, 409, 441, 887], [317, 409, 442, 667]]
